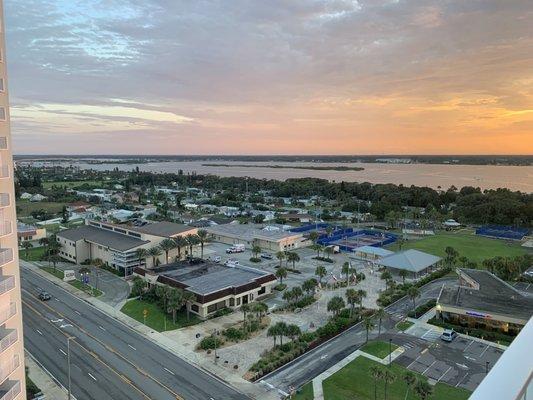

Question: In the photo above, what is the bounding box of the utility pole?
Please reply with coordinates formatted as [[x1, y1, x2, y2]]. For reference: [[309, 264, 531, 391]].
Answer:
[[67, 336, 76, 400]]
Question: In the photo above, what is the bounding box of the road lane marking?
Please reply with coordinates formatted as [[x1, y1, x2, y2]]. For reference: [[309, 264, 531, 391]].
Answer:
[[75, 310, 81, 315], [320, 354, 328, 360], [51, 319, 64, 323], [88, 373, 97, 381], [464, 355, 476, 362], [407, 355, 421, 369], [422, 361, 436, 375], [36, 329, 43, 336], [128, 344, 137, 351], [99, 326, 106, 331], [421, 348, 428, 354], [455, 362, 469, 370], [60, 324, 73, 329], [163, 367, 175, 375], [437, 366, 452, 382], [59, 349, 67, 356]]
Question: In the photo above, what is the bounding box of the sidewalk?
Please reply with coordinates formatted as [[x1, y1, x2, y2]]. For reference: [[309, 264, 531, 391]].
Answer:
[[26, 352, 70, 400], [23, 262, 277, 400]]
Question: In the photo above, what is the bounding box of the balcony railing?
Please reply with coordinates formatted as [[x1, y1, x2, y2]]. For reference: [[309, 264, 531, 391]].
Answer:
[[0, 138, 6, 150], [0, 223, 11, 238], [0, 303, 15, 325], [0, 329, 17, 354], [0, 194, 9, 208], [0, 276, 14, 296], [0, 248, 13, 267], [0, 380, 21, 400], [0, 355, 20, 383], [0, 166, 8, 179]]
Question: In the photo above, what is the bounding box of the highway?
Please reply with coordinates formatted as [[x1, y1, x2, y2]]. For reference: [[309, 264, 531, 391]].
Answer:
[[262, 278, 454, 394], [21, 266, 248, 400]]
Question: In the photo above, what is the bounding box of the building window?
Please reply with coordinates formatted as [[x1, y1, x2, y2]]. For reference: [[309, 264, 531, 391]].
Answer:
[[229, 298, 235, 307], [258, 286, 266, 295], [191, 304, 199, 312], [0, 79, 4, 92], [236, 297, 241, 306]]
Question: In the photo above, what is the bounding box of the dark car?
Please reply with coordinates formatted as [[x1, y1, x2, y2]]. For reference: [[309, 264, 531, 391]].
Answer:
[[260, 253, 273, 260], [38, 291, 51, 301]]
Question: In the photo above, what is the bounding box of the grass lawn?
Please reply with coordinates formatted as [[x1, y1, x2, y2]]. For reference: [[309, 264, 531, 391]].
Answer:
[[396, 320, 414, 332], [323, 356, 471, 400], [121, 299, 200, 332], [293, 382, 314, 400], [17, 200, 66, 218], [387, 231, 526, 264], [40, 267, 102, 296], [19, 246, 46, 261], [360, 341, 398, 359], [42, 179, 105, 189], [41, 266, 64, 280]]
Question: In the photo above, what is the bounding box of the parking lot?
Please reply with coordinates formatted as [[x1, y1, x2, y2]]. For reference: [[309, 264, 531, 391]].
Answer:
[[390, 332, 504, 391]]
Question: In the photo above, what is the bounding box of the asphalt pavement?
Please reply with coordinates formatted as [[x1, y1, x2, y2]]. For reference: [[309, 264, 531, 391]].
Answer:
[[21, 266, 248, 400]]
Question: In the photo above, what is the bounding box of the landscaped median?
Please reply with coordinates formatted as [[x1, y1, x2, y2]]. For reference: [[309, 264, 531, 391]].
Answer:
[[360, 340, 398, 359], [40, 266, 103, 297]]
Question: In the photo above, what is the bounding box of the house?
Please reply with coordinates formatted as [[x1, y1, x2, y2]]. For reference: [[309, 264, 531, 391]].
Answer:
[[29, 194, 47, 202], [133, 259, 276, 319], [56, 220, 198, 275], [20, 192, 32, 200], [17, 222, 46, 243]]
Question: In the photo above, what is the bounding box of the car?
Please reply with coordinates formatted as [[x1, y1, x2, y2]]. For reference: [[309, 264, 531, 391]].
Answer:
[[38, 291, 51, 301], [224, 259, 239, 267], [260, 253, 273, 260], [440, 329, 457, 342], [213, 256, 221, 263]]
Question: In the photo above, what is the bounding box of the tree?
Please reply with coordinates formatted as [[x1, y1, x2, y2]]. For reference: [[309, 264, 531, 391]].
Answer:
[[148, 247, 162, 268], [302, 278, 317, 295], [181, 290, 196, 321], [197, 229, 209, 258], [61, 205, 69, 223], [364, 317, 375, 343], [311, 244, 322, 258], [159, 238, 176, 264], [370, 366, 384, 400], [444, 246, 459, 267], [383, 369, 397, 400], [399, 269, 408, 284], [375, 307, 386, 335], [291, 286, 303, 301], [345, 288, 359, 318], [357, 289, 367, 312], [167, 288, 183, 324], [185, 234, 199, 257], [459, 256, 469, 268], [324, 246, 334, 261], [308, 231, 319, 244], [92, 258, 103, 291], [131, 276, 146, 299], [327, 296, 345, 316], [49, 254, 62, 273], [381, 270, 393, 290], [407, 286, 420, 316], [414, 380, 433, 400], [275, 267, 287, 284], [21, 241, 32, 258], [267, 324, 280, 348], [251, 245, 262, 259], [282, 289, 294, 304], [403, 371, 417, 400], [342, 262, 351, 285], [135, 248, 148, 267], [241, 304, 251, 331], [271, 321, 288, 346], [287, 252, 300, 270], [155, 285, 170, 311], [174, 236, 188, 260], [315, 265, 327, 285], [285, 324, 301, 341], [276, 251, 286, 268]]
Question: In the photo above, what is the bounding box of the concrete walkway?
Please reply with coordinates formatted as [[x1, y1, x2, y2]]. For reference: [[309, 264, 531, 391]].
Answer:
[[26, 352, 71, 400]]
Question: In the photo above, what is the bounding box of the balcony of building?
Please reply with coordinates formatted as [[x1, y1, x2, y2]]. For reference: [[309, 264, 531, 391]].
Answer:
[[0, 328, 17, 354], [0, 222, 11, 238], [0, 194, 9, 208], [0, 380, 21, 400], [0, 355, 20, 385], [0, 303, 15, 325], [0, 138, 6, 150], [0, 248, 13, 267], [0, 276, 14, 297]]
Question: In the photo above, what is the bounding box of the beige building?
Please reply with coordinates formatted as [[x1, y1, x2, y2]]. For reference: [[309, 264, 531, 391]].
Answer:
[[17, 223, 46, 244], [0, 1, 26, 396], [57, 220, 197, 276]]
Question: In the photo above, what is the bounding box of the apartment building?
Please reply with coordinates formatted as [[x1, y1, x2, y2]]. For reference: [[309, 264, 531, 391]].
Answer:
[[0, 1, 26, 397]]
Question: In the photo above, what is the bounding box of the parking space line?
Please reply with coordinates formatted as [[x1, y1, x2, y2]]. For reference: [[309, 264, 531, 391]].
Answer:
[[456, 373, 469, 387], [463, 340, 474, 352], [407, 355, 421, 369], [479, 345, 490, 357], [422, 361, 436, 375], [437, 366, 452, 382]]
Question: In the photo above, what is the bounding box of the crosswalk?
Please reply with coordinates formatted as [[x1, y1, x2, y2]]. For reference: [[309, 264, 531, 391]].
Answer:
[[402, 340, 418, 350], [390, 311, 405, 320]]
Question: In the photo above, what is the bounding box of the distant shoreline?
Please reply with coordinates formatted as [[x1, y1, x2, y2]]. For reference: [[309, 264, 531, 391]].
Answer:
[[201, 163, 365, 172]]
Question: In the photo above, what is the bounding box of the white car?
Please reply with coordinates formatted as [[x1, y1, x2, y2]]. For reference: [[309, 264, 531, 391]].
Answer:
[[440, 329, 457, 342], [213, 256, 221, 263]]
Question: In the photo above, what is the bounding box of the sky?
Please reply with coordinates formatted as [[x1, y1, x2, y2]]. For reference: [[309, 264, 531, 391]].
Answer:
[[4, 0, 533, 155]]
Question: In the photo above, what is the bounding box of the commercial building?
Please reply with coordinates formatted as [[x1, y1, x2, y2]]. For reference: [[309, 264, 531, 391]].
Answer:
[[134, 259, 277, 318], [377, 249, 441, 278], [206, 223, 308, 252], [351, 245, 394, 261], [57, 220, 197, 275], [0, 1, 26, 395], [436, 268, 533, 334]]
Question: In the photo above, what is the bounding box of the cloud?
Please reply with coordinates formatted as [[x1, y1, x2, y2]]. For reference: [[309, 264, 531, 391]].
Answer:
[[4, 0, 533, 154]]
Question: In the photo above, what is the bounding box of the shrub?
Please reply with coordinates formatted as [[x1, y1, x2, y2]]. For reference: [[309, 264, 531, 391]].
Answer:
[[224, 327, 247, 341], [274, 283, 287, 291], [299, 332, 317, 343], [199, 336, 224, 350], [428, 317, 516, 344], [249, 257, 261, 263], [407, 299, 437, 318], [209, 307, 233, 319], [312, 256, 334, 263]]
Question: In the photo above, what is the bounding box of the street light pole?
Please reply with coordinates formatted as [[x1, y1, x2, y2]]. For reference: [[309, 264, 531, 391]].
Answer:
[[67, 336, 76, 400], [486, 361, 490, 375], [389, 338, 392, 366]]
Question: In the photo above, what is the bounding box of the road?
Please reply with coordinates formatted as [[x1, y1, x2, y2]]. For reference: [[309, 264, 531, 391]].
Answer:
[[21, 265, 248, 400], [261, 278, 453, 394]]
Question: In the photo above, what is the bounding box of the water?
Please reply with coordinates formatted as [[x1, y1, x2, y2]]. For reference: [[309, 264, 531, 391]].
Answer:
[[29, 160, 533, 192]]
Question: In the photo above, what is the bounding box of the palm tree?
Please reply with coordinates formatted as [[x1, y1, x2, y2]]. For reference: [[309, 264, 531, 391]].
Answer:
[[241, 303, 251, 331], [308, 231, 319, 244], [185, 234, 199, 257], [21, 241, 32, 258], [274, 321, 288, 346], [285, 324, 301, 341], [325, 226, 333, 237], [315, 265, 327, 285], [196, 229, 209, 258], [92, 258, 103, 291], [135, 248, 148, 268], [181, 290, 196, 321], [403, 371, 417, 400], [414, 380, 433, 400], [174, 236, 188, 260], [167, 288, 183, 324], [131, 276, 146, 299], [148, 247, 162, 268], [364, 317, 375, 343], [38, 237, 49, 249], [370, 366, 384, 400], [444, 246, 458, 267], [276, 251, 286, 268], [324, 246, 333, 261], [267, 325, 280, 348], [327, 296, 345, 317], [399, 269, 408, 284], [282, 289, 294, 304], [357, 289, 367, 312], [375, 307, 386, 335], [383, 369, 396, 400], [302, 278, 317, 295], [459, 256, 468, 268], [345, 288, 359, 317], [287, 252, 300, 270], [407, 286, 420, 317], [159, 238, 176, 264], [311, 244, 322, 258], [251, 245, 261, 259], [275, 267, 287, 284], [49, 254, 62, 273], [155, 285, 170, 311], [381, 270, 393, 290], [342, 262, 351, 285]]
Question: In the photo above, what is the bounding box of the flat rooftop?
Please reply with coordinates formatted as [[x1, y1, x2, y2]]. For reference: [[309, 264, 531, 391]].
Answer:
[[153, 259, 275, 296], [378, 249, 441, 272], [438, 268, 533, 321], [207, 223, 300, 242], [58, 225, 149, 251]]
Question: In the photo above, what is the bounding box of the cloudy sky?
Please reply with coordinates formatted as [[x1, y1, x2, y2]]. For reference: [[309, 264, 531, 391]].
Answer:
[[4, 0, 533, 155]]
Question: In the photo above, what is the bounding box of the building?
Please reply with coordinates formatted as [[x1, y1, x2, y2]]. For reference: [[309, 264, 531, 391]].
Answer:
[[351, 245, 394, 261], [469, 316, 532, 400], [0, 1, 26, 395], [206, 223, 308, 252], [133, 259, 277, 318], [436, 268, 533, 334], [56, 220, 198, 275], [16, 222, 46, 243], [377, 249, 441, 278]]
